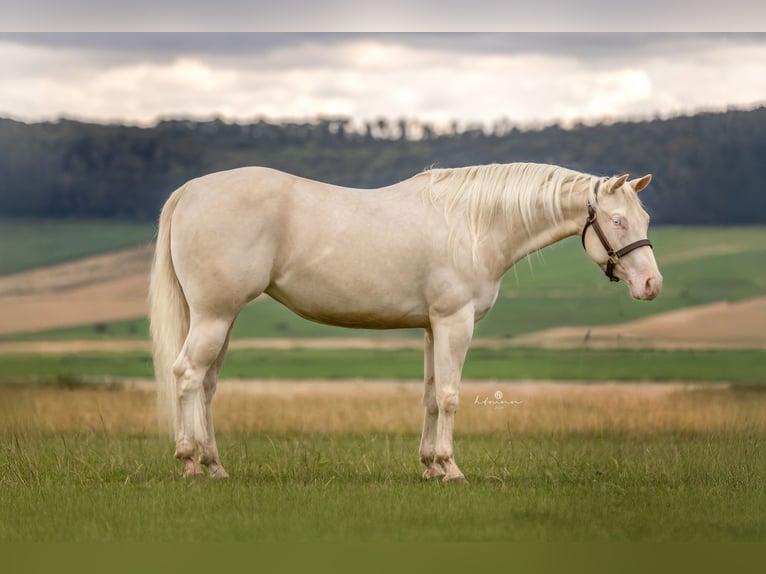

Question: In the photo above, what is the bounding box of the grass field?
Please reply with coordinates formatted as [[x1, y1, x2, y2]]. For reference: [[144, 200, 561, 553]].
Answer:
[[1, 347, 765, 384], [3, 432, 764, 542], [2, 383, 765, 542], [4, 226, 766, 341], [0, 218, 156, 276]]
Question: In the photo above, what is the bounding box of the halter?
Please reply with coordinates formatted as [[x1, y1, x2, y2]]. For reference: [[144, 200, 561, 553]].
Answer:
[[581, 184, 653, 282]]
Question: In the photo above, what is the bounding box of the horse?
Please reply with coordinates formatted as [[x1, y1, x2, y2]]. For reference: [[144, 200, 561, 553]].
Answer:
[[149, 162, 662, 481]]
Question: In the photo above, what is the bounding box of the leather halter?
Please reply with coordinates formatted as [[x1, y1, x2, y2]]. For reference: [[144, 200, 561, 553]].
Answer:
[[581, 192, 653, 282]]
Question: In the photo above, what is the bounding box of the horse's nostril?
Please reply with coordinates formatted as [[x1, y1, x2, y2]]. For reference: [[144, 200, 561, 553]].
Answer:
[[644, 276, 661, 297]]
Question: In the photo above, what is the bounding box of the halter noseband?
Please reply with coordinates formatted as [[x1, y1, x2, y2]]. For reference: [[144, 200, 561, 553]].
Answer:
[[581, 185, 653, 282]]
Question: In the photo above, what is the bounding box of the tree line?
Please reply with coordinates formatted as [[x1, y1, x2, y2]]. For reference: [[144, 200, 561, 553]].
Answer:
[[1, 107, 764, 224]]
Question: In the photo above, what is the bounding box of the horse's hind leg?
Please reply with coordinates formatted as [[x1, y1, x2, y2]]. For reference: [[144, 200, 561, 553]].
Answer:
[[199, 328, 232, 478], [172, 313, 232, 478]]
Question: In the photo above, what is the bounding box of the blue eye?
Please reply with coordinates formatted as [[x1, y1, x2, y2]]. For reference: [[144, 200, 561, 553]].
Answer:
[[612, 218, 622, 226]]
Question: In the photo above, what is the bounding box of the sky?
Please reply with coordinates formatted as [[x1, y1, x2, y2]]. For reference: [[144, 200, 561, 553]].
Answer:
[[1, 33, 765, 130]]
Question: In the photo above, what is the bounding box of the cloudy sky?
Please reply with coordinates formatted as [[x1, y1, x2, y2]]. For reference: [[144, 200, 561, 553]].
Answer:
[[1, 33, 765, 129]]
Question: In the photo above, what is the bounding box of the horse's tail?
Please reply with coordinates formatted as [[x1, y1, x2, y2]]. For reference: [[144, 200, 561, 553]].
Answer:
[[149, 185, 189, 435]]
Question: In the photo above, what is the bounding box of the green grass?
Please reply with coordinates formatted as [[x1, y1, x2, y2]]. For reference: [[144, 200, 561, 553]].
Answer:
[[1, 348, 764, 384], [2, 431, 765, 541], [0, 218, 155, 276], [4, 317, 152, 342]]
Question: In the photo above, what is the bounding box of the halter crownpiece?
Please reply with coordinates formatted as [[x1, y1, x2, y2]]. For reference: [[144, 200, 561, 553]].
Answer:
[[581, 181, 653, 282]]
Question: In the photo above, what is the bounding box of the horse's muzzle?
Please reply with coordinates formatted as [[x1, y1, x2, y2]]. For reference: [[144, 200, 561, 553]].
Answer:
[[629, 273, 662, 300]]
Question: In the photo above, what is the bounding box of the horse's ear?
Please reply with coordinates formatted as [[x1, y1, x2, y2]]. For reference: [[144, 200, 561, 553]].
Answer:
[[629, 174, 652, 193], [608, 174, 629, 193]]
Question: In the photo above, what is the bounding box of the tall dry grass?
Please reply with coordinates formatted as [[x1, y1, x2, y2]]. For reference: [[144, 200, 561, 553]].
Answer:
[[2, 380, 765, 436]]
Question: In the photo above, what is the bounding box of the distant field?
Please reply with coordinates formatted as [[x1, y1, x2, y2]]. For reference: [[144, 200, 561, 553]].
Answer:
[[3, 225, 766, 341], [0, 219, 155, 276], [1, 347, 764, 384]]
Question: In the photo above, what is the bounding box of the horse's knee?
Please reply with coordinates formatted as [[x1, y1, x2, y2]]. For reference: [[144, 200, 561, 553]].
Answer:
[[437, 390, 459, 414], [424, 401, 439, 416]]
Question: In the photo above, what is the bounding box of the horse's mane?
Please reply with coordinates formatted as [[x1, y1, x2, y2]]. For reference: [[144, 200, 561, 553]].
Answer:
[[424, 162, 596, 260]]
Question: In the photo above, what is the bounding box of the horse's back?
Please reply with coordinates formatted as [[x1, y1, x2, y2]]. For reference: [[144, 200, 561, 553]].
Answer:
[[167, 167, 443, 327]]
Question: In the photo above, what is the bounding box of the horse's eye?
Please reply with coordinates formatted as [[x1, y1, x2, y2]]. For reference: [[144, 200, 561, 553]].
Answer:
[[612, 218, 622, 226]]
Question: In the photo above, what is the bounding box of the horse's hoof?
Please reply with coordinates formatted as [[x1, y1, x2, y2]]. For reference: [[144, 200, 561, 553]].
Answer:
[[443, 473, 467, 484], [182, 458, 204, 478], [207, 464, 230, 479], [422, 467, 446, 480]]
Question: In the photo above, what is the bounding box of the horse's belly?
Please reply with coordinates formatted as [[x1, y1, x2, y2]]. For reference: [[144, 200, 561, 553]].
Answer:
[[265, 283, 429, 330]]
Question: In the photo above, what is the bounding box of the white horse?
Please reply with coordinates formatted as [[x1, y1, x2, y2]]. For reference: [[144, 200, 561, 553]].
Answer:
[[149, 162, 662, 481]]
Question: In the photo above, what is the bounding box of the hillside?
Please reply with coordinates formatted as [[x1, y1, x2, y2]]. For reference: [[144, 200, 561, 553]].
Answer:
[[1, 107, 765, 225]]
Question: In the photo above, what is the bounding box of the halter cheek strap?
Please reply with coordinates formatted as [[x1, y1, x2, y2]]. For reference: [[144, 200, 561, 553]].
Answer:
[[581, 200, 653, 282]]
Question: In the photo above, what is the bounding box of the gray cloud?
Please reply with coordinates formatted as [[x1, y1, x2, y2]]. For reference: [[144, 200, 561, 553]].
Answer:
[[2, 1, 766, 32], [2, 32, 763, 68]]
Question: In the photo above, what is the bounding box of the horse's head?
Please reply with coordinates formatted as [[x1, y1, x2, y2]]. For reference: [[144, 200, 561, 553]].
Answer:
[[581, 174, 662, 300]]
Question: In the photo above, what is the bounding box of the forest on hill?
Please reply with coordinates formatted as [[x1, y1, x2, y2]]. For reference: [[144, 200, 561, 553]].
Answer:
[[0, 106, 764, 224]]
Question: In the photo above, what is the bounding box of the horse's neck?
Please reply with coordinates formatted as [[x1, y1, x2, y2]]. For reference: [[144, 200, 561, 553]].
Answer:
[[487, 180, 591, 276]]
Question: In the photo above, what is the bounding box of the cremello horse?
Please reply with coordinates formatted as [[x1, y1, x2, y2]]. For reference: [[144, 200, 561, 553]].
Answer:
[[150, 162, 662, 481]]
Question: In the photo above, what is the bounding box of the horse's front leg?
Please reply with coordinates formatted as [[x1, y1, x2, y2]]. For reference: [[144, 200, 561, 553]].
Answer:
[[430, 305, 474, 482], [418, 328, 444, 480]]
